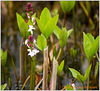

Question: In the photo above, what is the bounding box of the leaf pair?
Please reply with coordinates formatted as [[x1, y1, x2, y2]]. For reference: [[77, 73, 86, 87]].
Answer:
[[69, 64, 92, 83], [57, 60, 64, 76], [16, 13, 29, 39], [1, 49, 7, 67], [83, 32, 99, 61], [60, 1, 75, 13], [36, 7, 59, 39], [59, 28, 73, 48]]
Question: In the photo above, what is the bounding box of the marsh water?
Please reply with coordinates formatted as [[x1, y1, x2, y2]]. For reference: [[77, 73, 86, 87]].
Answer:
[[1, 1, 99, 90]]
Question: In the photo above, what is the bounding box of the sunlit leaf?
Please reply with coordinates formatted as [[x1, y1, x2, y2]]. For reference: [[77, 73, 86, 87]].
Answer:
[[44, 14, 59, 39], [53, 26, 61, 39], [0, 83, 7, 90], [40, 7, 51, 26], [37, 34, 47, 51], [16, 13, 29, 39]]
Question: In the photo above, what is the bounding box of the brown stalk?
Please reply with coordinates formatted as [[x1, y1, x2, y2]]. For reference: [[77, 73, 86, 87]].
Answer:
[[42, 46, 48, 90], [51, 57, 58, 90]]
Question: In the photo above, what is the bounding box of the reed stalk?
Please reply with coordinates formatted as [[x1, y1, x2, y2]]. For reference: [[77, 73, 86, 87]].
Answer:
[[42, 46, 48, 90], [51, 57, 57, 90]]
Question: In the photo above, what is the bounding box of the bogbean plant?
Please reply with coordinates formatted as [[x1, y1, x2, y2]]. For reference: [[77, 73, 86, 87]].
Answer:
[[14, 1, 99, 90], [16, 2, 73, 90]]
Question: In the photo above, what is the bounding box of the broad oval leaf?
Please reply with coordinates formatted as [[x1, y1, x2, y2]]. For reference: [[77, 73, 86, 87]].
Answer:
[[53, 26, 61, 39], [60, 1, 75, 13], [16, 13, 29, 39], [40, 7, 51, 26], [37, 34, 47, 51], [59, 28, 68, 48], [86, 33, 94, 44], [44, 14, 59, 39], [83, 32, 93, 61]]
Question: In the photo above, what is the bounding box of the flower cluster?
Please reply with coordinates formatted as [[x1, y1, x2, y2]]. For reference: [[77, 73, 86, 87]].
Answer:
[[25, 2, 39, 57], [26, 2, 36, 35]]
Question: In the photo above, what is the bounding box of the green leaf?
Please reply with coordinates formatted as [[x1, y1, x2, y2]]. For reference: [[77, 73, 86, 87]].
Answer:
[[86, 33, 94, 44], [59, 28, 68, 48], [0, 83, 7, 90], [67, 29, 73, 38], [83, 32, 93, 61], [40, 7, 51, 26], [94, 62, 99, 78], [53, 26, 61, 39], [93, 36, 99, 55], [36, 18, 44, 34], [37, 34, 47, 51], [36, 7, 59, 39], [16, 13, 29, 39], [1, 49, 7, 67], [84, 64, 92, 81], [69, 68, 80, 78], [57, 60, 64, 76], [44, 14, 59, 39], [83, 32, 99, 61], [66, 84, 73, 90], [77, 74, 85, 83], [60, 1, 75, 13]]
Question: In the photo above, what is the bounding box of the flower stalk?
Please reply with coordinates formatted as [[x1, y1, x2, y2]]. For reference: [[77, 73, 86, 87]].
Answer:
[[30, 56, 35, 90]]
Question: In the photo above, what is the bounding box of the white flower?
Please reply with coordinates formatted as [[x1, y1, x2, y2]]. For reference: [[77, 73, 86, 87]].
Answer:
[[27, 49, 39, 57], [28, 25, 35, 35]]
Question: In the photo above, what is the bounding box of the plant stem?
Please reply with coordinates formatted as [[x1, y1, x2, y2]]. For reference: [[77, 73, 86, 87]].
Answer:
[[21, 75, 30, 90], [19, 38, 23, 81], [4, 47, 18, 87], [23, 39, 27, 84], [64, 13, 66, 27], [42, 47, 48, 90], [2, 66, 6, 83], [87, 61, 90, 90], [58, 48, 63, 65], [56, 48, 62, 63], [30, 56, 35, 90], [82, 82, 85, 90], [73, 7, 77, 48], [96, 53, 99, 62], [51, 57, 57, 90]]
